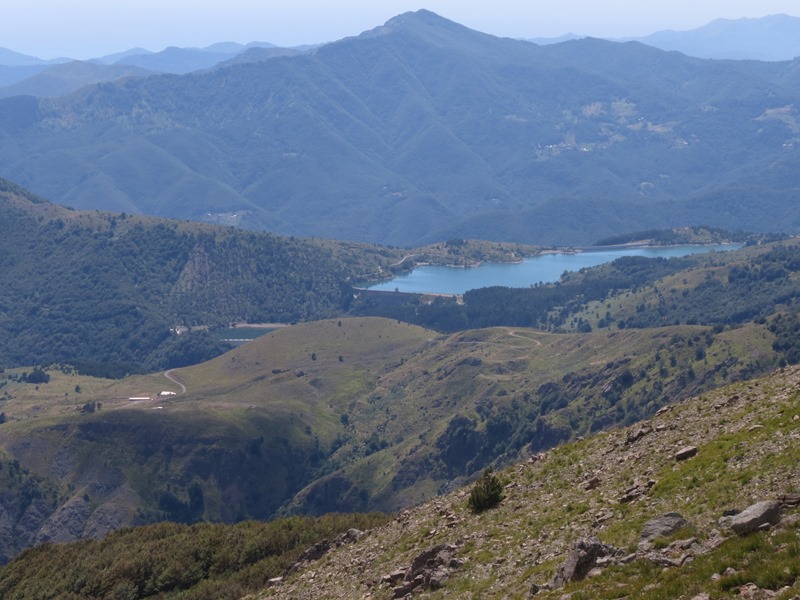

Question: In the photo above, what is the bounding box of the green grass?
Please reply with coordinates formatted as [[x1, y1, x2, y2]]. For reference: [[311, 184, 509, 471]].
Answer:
[[562, 526, 800, 600]]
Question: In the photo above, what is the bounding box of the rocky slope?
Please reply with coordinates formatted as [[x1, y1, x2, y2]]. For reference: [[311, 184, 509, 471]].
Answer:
[[259, 364, 800, 599]]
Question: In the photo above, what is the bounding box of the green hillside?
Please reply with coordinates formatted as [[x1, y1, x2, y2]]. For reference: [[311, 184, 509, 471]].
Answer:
[[1, 11, 799, 245], [0, 318, 433, 563], [0, 313, 783, 563], [2, 358, 798, 599], [258, 363, 800, 599]]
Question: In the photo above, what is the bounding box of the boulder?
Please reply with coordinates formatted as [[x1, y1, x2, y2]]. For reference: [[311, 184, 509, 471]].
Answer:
[[386, 543, 462, 597], [640, 512, 690, 542], [625, 424, 653, 446], [778, 493, 800, 507], [552, 538, 622, 588], [730, 501, 781, 536], [675, 446, 698, 461], [644, 552, 685, 568], [583, 476, 601, 491], [343, 528, 364, 542]]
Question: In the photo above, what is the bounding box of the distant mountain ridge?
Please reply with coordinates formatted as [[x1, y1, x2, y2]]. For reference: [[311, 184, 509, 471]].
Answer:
[[1, 10, 799, 245], [0, 41, 289, 97], [630, 14, 800, 61], [0, 47, 69, 66], [529, 13, 800, 61], [113, 42, 280, 74], [0, 61, 154, 99]]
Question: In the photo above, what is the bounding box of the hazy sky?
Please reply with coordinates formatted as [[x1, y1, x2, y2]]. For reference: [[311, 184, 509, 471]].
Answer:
[[4, 0, 800, 59]]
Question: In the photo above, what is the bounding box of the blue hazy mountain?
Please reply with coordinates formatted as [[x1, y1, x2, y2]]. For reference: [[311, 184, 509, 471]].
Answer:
[[631, 14, 800, 61], [1, 10, 799, 246], [529, 14, 800, 61], [0, 61, 154, 98]]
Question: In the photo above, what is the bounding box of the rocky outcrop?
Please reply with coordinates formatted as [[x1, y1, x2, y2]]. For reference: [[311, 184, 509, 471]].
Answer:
[[625, 423, 653, 446], [286, 528, 366, 575], [640, 512, 690, 543], [33, 497, 91, 544], [777, 493, 800, 508], [551, 538, 624, 588], [730, 501, 781, 536], [675, 446, 698, 461], [0, 494, 53, 565], [382, 543, 463, 598], [619, 478, 656, 503]]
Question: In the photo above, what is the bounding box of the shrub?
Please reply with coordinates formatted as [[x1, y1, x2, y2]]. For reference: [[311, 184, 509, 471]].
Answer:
[[467, 468, 504, 513]]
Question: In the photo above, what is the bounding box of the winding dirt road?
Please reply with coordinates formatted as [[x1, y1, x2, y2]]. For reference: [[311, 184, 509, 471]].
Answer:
[[164, 369, 186, 394]]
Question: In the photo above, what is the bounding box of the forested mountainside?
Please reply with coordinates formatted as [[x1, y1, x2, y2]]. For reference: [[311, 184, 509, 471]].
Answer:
[[1, 11, 799, 246], [0, 178, 399, 377]]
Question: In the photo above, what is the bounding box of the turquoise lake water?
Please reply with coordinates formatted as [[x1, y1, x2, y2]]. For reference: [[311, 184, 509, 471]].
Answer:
[[366, 245, 741, 296]]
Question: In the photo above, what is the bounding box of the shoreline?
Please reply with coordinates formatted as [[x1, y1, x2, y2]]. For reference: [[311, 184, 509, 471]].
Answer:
[[360, 242, 743, 293]]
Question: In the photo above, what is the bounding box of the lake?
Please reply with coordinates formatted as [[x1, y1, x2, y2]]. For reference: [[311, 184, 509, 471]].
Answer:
[[366, 245, 741, 296]]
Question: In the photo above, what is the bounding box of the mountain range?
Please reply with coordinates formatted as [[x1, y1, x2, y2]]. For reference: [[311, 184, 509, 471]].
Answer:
[[0, 41, 292, 90], [0, 10, 799, 246], [624, 13, 800, 61], [530, 13, 800, 61]]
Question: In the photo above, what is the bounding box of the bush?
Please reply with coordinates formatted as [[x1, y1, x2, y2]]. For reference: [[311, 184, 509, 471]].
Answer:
[[24, 367, 50, 384], [467, 467, 504, 513]]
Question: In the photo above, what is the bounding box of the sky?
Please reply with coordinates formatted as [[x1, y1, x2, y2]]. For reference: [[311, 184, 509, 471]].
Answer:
[[3, 0, 800, 60]]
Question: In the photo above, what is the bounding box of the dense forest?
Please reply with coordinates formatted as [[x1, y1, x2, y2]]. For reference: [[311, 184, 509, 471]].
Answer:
[[0, 180, 396, 377]]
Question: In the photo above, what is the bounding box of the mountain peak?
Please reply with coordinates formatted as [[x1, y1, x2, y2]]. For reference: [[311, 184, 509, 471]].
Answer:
[[384, 8, 451, 27], [357, 9, 487, 45]]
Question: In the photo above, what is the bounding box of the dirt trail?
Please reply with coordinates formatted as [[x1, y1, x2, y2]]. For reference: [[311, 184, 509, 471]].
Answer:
[[164, 369, 186, 394], [507, 329, 543, 346]]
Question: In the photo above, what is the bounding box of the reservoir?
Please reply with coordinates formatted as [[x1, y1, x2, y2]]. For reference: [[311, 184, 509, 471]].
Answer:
[[367, 245, 741, 296]]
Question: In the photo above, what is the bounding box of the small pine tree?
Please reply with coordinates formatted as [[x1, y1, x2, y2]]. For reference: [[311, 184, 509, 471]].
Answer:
[[467, 467, 504, 513]]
